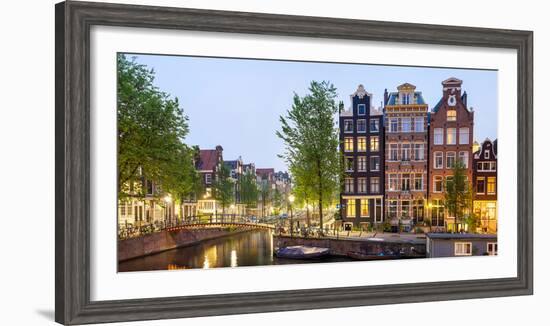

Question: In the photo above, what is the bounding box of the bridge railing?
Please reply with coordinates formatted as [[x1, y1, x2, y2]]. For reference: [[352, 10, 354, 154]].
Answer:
[[118, 214, 278, 240]]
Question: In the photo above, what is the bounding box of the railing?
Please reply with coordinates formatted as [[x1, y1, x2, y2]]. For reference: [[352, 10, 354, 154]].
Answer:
[[118, 214, 278, 240]]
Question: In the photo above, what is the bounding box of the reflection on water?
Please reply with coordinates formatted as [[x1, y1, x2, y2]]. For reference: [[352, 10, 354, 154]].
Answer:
[[118, 230, 352, 272]]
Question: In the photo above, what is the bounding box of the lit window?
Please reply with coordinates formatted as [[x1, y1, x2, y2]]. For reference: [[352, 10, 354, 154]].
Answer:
[[487, 177, 496, 194], [357, 137, 367, 151], [360, 199, 369, 217], [370, 136, 379, 152], [434, 128, 443, 145], [447, 110, 457, 121], [455, 242, 472, 256], [346, 199, 356, 217], [447, 128, 456, 145], [343, 119, 353, 133], [344, 137, 354, 152]]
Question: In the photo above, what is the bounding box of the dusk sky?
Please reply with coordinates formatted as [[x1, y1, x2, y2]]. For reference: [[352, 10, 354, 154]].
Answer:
[[125, 54, 498, 172]]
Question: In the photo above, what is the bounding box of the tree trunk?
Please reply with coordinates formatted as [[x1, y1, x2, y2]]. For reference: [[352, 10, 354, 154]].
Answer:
[[317, 158, 323, 235]]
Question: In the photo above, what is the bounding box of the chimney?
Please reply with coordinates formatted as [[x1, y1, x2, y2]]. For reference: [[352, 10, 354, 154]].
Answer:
[[384, 88, 389, 106], [462, 91, 468, 107], [338, 101, 344, 114]]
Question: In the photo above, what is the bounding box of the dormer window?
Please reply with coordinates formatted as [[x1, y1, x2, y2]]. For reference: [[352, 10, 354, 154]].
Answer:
[[357, 104, 366, 115], [447, 110, 457, 121], [401, 93, 411, 105]]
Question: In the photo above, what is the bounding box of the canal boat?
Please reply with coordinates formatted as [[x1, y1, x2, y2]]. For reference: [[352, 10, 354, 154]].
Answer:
[[275, 246, 330, 259], [346, 251, 397, 261]]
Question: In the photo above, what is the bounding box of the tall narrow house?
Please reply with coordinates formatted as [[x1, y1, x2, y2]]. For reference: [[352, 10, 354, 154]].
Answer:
[[428, 78, 474, 232], [339, 85, 385, 230], [473, 139, 498, 234], [383, 83, 429, 231]]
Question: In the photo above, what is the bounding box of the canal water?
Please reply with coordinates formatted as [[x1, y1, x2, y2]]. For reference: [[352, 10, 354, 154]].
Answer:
[[118, 230, 352, 272]]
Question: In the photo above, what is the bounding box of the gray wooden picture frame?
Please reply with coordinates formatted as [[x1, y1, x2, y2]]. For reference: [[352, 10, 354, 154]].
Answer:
[[55, 1, 533, 324]]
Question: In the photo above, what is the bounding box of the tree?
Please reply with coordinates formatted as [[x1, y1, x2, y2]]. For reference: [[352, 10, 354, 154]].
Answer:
[[444, 161, 473, 233], [117, 54, 196, 203], [259, 180, 271, 218], [240, 170, 259, 215], [212, 164, 234, 217], [277, 81, 341, 234], [272, 188, 283, 216]]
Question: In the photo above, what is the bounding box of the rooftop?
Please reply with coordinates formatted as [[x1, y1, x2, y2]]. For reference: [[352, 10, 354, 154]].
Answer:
[[426, 233, 497, 240]]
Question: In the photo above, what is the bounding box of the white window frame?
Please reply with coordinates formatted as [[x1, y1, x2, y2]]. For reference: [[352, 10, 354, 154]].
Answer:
[[374, 198, 383, 223], [370, 156, 380, 172], [370, 136, 379, 152], [370, 177, 380, 193], [487, 242, 498, 256], [414, 117, 424, 132], [390, 118, 398, 133], [357, 156, 367, 172], [358, 178, 367, 193], [454, 242, 473, 256], [433, 176, 443, 193], [401, 117, 411, 132], [369, 119, 379, 133], [343, 119, 353, 133], [357, 119, 367, 133], [434, 128, 443, 145], [459, 151, 468, 168], [446, 151, 456, 169], [389, 143, 399, 161], [357, 137, 367, 152], [459, 127, 469, 144], [357, 104, 366, 116], [434, 151, 443, 169], [446, 127, 456, 145], [414, 143, 425, 161]]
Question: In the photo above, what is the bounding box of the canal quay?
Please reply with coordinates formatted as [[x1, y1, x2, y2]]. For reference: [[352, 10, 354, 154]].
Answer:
[[117, 216, 427, 272]]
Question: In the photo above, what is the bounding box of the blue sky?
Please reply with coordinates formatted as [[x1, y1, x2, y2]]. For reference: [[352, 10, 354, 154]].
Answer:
[[126, 54, 498, 172]]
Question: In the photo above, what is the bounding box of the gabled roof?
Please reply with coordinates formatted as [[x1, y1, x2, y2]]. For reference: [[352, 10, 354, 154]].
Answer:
[[432, 93, 469, 113], [256, 168, 275, 176], [224, 160, 239, 169], [197, 150, 219, 171], [473, 138, 498, 159]]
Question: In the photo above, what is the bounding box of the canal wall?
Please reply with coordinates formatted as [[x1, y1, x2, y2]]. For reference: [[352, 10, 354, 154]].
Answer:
[[273, 235, 426, 257], [119, 227, 252, 261]]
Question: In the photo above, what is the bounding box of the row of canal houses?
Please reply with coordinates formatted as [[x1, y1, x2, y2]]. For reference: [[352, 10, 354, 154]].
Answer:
[[118, 144, 291, 228], [340, 78, 497, 234]]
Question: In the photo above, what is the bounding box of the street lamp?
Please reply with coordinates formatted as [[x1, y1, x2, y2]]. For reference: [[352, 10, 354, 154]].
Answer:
[[288, 195, 295, 238], [163, 194, 172, 227]]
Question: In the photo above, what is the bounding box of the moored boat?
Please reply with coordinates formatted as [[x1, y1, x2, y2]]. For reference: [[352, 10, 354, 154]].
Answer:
[[275, 246, 330, 259]]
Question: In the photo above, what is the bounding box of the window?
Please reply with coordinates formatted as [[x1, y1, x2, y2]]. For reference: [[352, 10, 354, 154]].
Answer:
[[433, 176, 443, 192], [204, 174, 212, 185], [478, 161, 497, 172], [374, 199, 383, 222], [401, 143, 411, 161], [389, 174, 399, 191], [476, 177, 486, 194], [490, 162, 497, 171], [455, 242, 473, 256], [431, 199, 445, 226], [414, 173, 423, 190], [484, 150, 490, 159], [414, 117, 424, 132], [390, 144, 399, 161], [459, 127, 469, 144], [357, 137, 367, 151], [370, 136, 379, 152], [346, 199, 356, 217], [434, 128, 443, 145], [447, 110, 457, 121], [357, 156, 367, 172], [120, 204, 126, 216], [390, 118, 398, 132], [401, 118, 411, 132], [447, 128, 456, 145], [369, 119, 379, 132], [434, 152, 443, 169], [146, 180, 154, 194], [357, 119, 367, 133], [370, 156, 380, 171], [413, 200, 424, 221], [360, 199, 369, 217], [344, 178, 354, 193], [401, 93, 411, 105], [345, 157, 354, 172], [388, 200, 398, 218], [401, 173, 411, 191], [459, 151, 468, 168], [487, 243, 498, 256], [343, 119, 353, 133], [414, 144, 424, 160], [370, 177, 380, 193], [446, 176, 454, 191], [344, 137, 354, 152], [401, 200, 410, 218], [446, 152, 456, 169], [357, 104, 366, 115], [487, 177, 496, 194], [358, 178, 367, 193]]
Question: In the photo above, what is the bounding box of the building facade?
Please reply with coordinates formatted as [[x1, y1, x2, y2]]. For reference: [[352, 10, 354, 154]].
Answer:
[[428, 78, 474, 232], [473, 139, 498, 233], [256, 168, 276, 217], [224, 157, 246, 216], [196, 145, 224, 216], [383, 83, 429, 230], [339, 85, 385, 230]]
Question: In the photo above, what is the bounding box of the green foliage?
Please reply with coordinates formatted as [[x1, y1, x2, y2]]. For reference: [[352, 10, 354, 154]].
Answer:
[[117, 54, 198, 201], [444, 161, 473, 232], [272, 188, 283, 215], [212, 164, 234, 213], [240, 170, 259, 209], [276, 81, 342, 233]]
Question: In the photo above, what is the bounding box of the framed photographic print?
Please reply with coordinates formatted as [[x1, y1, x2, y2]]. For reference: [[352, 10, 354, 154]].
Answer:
[[55, 1, 533, 324]]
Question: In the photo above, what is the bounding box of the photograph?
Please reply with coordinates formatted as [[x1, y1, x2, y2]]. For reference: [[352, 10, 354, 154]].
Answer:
[[116, 53, 498, 272]]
